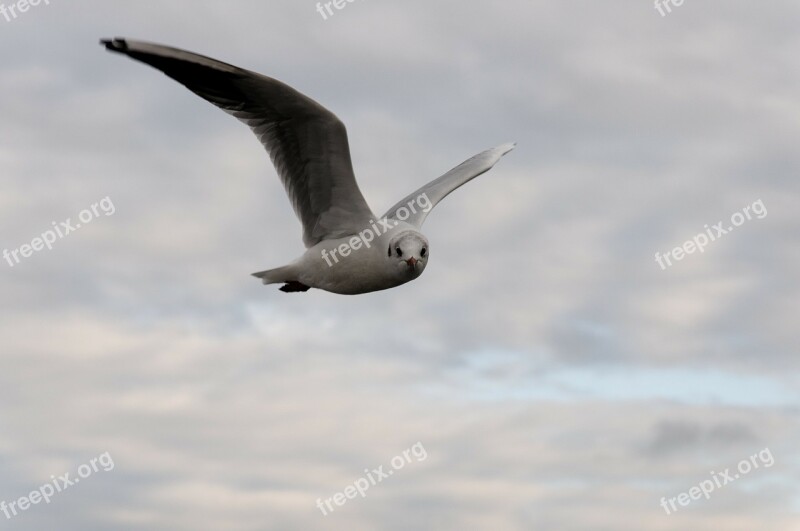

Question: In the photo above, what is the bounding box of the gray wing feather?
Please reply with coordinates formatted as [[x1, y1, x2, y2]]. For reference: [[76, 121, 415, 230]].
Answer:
[[382, 143, 515, 228], [101, 38, 376, 247]]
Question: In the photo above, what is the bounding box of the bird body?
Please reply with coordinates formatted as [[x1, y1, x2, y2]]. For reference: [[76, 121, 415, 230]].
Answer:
[[101, 38, 514, 295], [257, 221, 426, 294]]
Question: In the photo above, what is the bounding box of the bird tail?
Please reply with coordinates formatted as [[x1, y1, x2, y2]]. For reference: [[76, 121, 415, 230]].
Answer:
[[251, 264, 310, 292], [251, 265, 294, 285]]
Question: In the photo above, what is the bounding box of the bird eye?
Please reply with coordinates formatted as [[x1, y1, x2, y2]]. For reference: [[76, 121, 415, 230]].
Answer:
[[420, 247, 427, 257], [395, 247, 403, 257]]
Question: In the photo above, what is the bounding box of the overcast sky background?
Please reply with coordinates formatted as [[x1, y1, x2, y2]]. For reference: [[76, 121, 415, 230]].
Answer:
[[1, 1, 798, 529]]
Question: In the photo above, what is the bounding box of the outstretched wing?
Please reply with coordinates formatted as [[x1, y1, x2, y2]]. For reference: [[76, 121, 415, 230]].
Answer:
[[101, 38, 376, 247], [382, 143, 515, 228]]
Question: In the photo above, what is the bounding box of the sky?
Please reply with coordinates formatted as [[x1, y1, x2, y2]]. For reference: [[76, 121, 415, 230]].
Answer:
[[0, 1, 799, 529]]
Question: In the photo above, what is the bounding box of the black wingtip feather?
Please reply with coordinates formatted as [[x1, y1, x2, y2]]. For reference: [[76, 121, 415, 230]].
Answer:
[[100, 37, 128, 52]]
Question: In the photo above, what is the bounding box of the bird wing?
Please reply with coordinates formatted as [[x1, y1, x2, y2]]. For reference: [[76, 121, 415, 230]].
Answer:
[[101, 38, 376, 247], [381, 143, 515, 228]]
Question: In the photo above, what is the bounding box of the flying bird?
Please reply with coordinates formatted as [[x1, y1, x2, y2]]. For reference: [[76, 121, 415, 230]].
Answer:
[[101, 38, 514, 295]]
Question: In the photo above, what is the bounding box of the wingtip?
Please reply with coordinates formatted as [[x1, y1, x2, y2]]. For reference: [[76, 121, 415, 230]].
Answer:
[[100, 37, 128, 52], [499, 142, 516, 155]]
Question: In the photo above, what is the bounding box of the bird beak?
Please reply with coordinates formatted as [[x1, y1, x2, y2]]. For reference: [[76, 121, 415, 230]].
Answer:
[[405, 257, 417, 268]]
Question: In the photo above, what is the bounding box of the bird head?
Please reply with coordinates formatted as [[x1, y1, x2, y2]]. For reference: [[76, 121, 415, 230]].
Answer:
[[387, 230, 429, 277]]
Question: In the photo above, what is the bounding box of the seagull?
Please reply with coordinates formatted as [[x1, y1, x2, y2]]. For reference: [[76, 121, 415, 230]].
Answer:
[[101, 38, 514, 295]]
